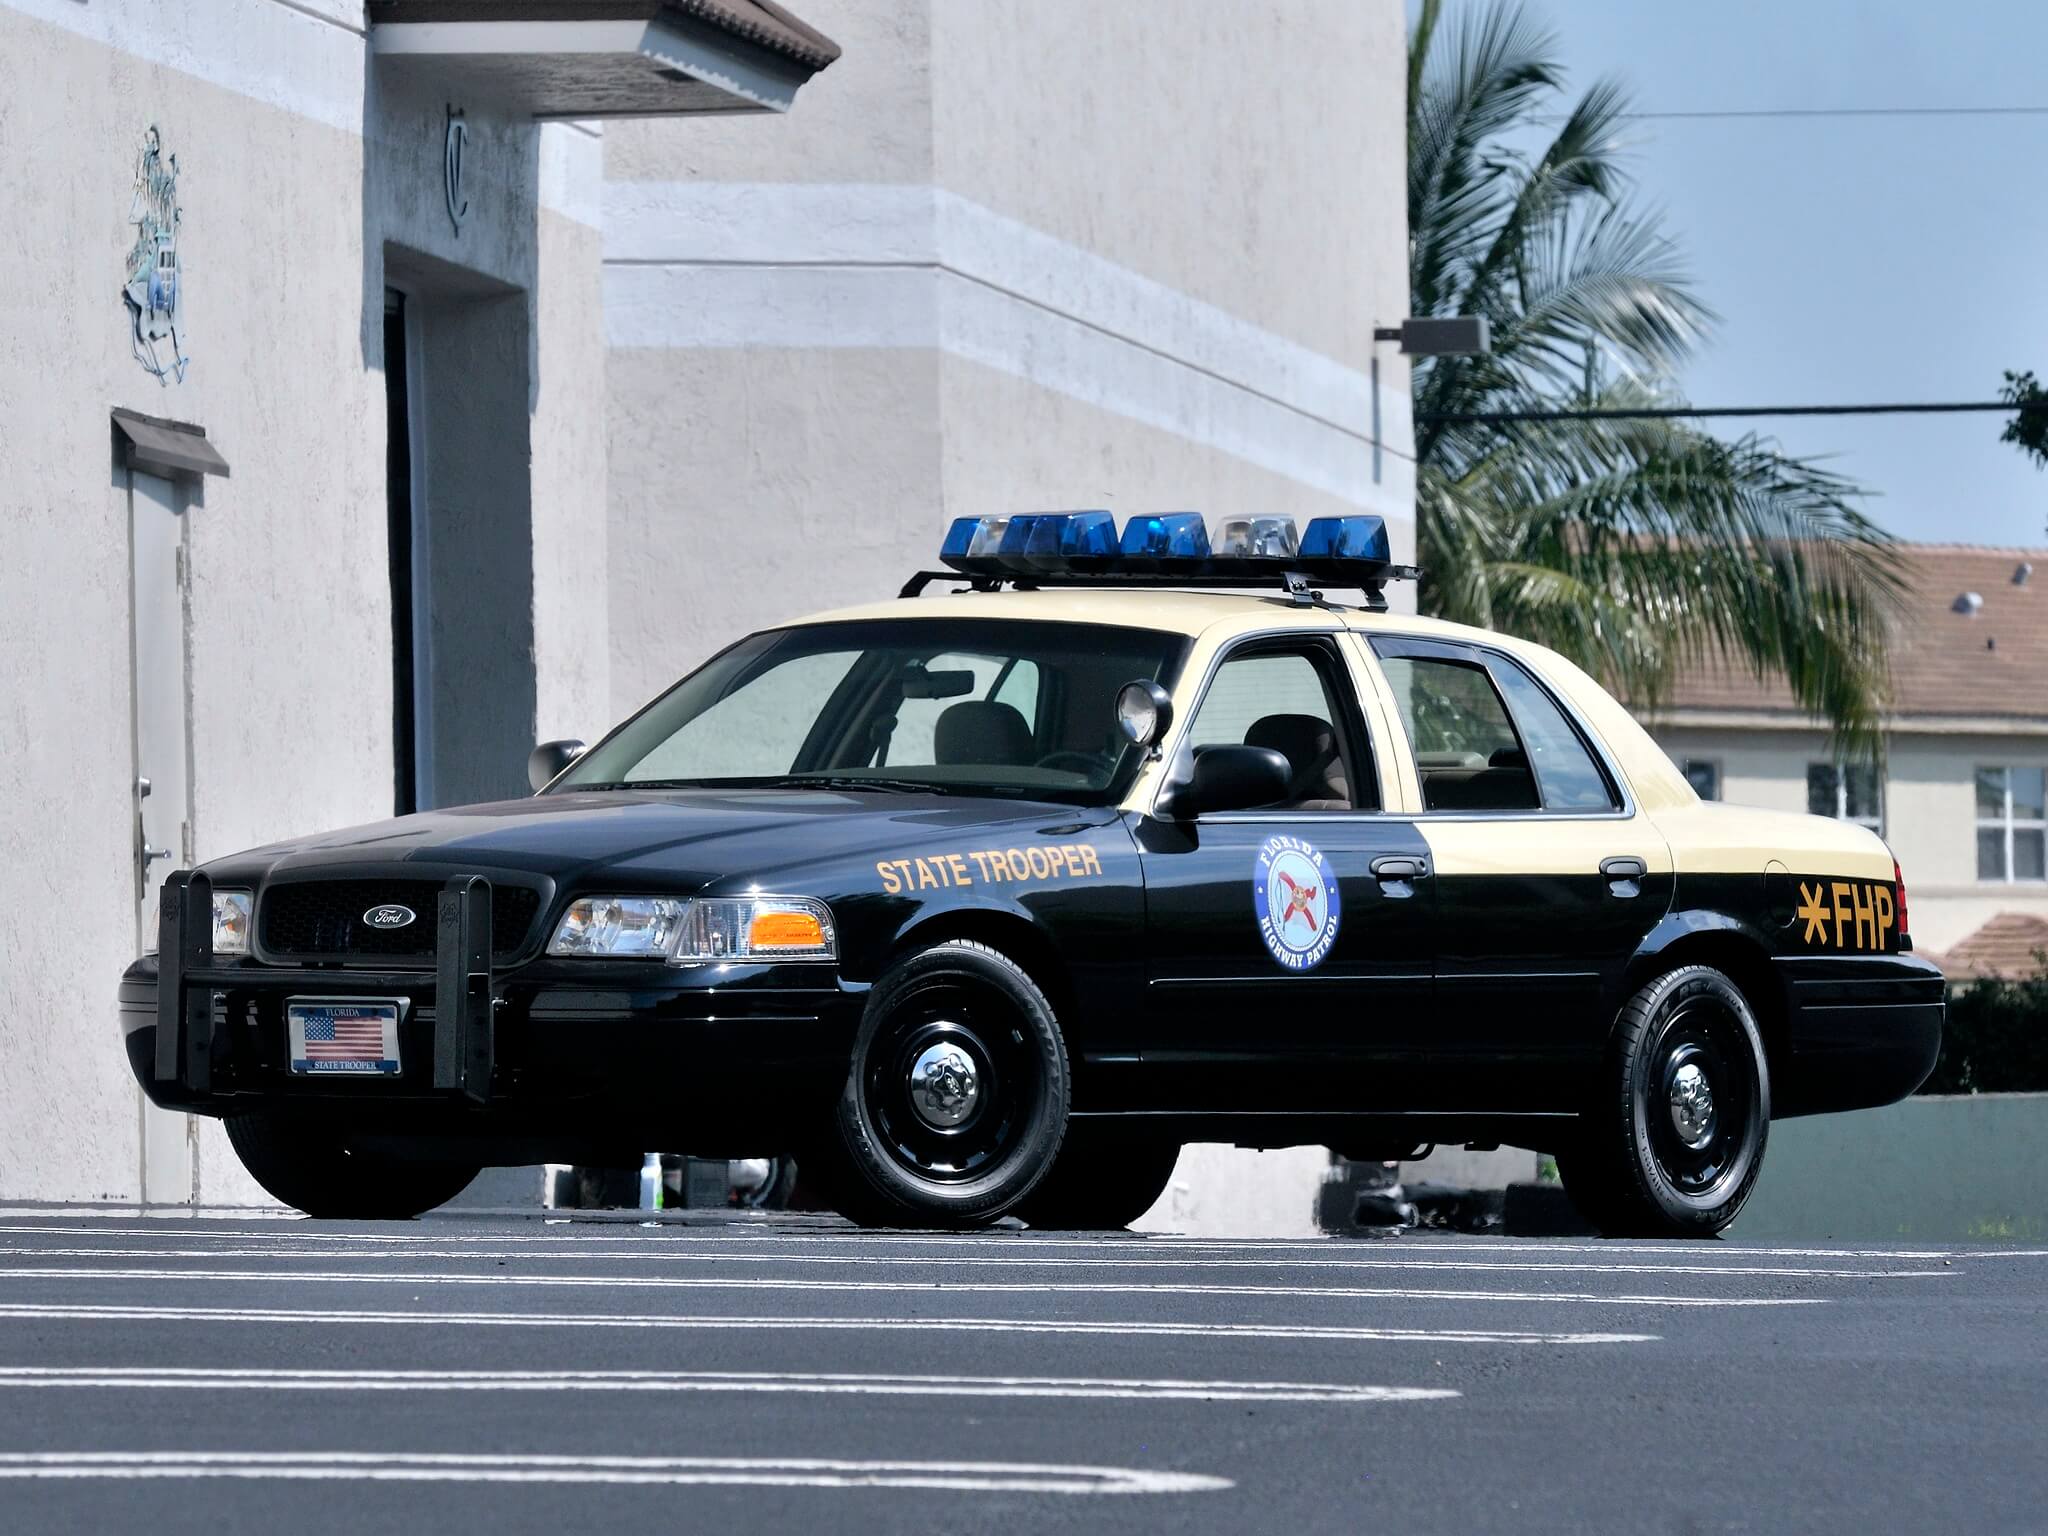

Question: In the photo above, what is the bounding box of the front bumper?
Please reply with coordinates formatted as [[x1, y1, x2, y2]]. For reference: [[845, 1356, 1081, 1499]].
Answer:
[[1773, 952, 1946, 1118], [122, 872, 865, 1157]]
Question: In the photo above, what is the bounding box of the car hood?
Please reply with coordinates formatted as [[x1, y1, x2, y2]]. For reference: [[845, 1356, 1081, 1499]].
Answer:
[[209, 788, 1117, 893]]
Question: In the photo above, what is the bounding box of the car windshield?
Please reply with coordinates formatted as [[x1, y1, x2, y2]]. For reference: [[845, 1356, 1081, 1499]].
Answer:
[[555, 617, 1191, 804]]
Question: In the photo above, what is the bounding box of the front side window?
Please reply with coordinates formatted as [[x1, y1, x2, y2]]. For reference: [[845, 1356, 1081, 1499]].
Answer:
[[559, 619, 1188, 804], [1808, 762, 1883, 834], [1184, 643, 1372, 810], [1976, 765, 2047, 882]]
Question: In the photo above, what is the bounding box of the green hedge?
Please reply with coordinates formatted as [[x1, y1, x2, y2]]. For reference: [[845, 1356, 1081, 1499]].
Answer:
[[1919, 966, 2048, 1094]]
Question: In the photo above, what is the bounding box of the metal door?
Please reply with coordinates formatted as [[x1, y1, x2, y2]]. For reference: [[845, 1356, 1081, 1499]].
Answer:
[[129, 470, 193, 1202]]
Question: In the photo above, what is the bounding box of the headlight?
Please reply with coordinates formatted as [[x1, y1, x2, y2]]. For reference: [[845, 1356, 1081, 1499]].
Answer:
[[547, 896, 836, 964], [212, 890, 254, 956]]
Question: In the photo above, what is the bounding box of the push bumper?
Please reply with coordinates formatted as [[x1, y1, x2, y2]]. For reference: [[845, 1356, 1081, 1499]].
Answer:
[[1773, 952, 1946, 1118], [122, 871, 866, 1154]]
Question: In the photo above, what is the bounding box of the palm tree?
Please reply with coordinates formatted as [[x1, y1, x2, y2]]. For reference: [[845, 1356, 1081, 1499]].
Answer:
[[1407, 0, 1903, 745]]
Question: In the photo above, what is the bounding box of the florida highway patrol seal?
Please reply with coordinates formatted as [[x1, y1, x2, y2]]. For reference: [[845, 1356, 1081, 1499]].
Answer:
[[1254, 834, 1341, 971]]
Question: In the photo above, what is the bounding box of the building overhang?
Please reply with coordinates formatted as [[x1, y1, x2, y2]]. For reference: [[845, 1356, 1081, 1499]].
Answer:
[[367, 1, 841, 118]]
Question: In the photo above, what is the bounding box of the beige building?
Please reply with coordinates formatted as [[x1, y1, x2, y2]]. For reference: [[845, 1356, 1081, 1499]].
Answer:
[[1648, 544, 2048, 961], [600, 0, 1418, 720]]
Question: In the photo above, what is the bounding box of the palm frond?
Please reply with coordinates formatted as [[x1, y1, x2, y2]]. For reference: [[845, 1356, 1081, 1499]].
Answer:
[[1408, 0, 1898, 754]]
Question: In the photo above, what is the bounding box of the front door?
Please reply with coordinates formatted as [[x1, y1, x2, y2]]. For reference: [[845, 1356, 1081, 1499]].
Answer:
[[1133, 635, 1435, 1110], [129, 468, 194, 1201], [1369, 637, 1673, 1101]]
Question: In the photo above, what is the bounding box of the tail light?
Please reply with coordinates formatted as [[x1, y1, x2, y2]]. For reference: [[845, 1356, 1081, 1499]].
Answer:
[[1893, 857, 1911, 950]]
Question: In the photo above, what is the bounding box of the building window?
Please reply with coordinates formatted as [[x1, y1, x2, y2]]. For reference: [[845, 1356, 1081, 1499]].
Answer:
[[1807, 762, 1882, 834], [1976, 766, 2046, 882], [1681, 759, 1720, 800]]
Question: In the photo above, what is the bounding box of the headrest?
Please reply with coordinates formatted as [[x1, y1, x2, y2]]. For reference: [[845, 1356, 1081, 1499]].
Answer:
[[934, 700, 1034, 766]]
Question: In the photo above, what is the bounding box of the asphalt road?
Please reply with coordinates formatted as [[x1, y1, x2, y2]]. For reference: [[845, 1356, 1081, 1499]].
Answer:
[[0, 1210, 2041, 1535]]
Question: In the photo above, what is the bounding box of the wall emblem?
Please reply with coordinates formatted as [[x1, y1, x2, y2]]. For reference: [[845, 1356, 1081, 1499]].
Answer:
[[444, 106, 470, 233], [1253, 834, 1341, 971], [123, 125, 187, 385]]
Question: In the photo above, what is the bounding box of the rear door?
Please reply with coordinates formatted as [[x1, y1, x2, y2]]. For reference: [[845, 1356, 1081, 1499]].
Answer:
[[1366, 637, 1672, 1094], [1132, 632, 1435, 1109]]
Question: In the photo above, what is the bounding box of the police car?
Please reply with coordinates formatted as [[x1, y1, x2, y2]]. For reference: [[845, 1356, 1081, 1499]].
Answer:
[[122, 511, 1944, 1236]]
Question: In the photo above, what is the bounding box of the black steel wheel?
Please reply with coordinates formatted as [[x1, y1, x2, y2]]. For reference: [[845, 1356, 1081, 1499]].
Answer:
[[828, 939, 1068, 1227], [1558, 964, 1770, 1238], [225, 1112, 480, 1220]]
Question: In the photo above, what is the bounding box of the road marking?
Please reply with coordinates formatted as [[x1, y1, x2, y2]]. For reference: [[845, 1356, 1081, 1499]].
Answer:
[[0, 1365, 1458, 1405], [0, 1265, 1812, 1306], [0, 1301, 1657, 1344], [0, 1450, 1232, 1495], [0, 1223, 1970, 1262], [0, 1243, 1949, 1279]]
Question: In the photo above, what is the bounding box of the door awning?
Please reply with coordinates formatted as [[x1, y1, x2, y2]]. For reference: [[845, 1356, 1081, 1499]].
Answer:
[[367, 0, 841, 117], [112, 409, 231, 482]]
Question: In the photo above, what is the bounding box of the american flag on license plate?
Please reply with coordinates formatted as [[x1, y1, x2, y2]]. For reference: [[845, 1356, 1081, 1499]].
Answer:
[[303, 1011, 389, 1063]]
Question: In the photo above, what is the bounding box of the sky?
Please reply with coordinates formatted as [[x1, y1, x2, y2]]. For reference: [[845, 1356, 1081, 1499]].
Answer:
[[1428, 0, 2048, 549]]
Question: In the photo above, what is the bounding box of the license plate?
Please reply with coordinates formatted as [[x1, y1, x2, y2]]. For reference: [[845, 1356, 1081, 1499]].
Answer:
[[287, 999, 404, 1076]]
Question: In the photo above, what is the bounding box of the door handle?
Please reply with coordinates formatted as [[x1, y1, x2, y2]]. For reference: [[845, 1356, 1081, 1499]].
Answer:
[[1371, 855, 1430, 882], [1601, 855, 1646, 897]]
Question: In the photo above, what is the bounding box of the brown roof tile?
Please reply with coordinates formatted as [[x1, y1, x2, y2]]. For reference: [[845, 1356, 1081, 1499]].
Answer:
[[1655, 544, 2048, 722], [1922, 912, 2048, 982]]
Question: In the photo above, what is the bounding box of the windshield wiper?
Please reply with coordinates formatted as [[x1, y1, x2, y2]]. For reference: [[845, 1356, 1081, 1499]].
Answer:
[[758, 775, 958, 795]]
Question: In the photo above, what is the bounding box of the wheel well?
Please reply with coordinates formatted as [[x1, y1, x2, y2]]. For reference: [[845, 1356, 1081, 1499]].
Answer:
[[886, 911, 1077, 1031], [1632, 931, 1788, 1084]]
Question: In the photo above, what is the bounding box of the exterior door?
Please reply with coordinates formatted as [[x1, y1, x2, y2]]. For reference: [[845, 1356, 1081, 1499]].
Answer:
[[131, 471, 190, 946], [1133, 635, 1436, 1110], [1368, 637, 1673, 1100], [129, 469, 194, 1202]]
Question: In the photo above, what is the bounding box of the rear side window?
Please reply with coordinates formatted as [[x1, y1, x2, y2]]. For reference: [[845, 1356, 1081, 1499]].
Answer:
[[1490, 660, 1620, 811], [1377, 655, 1537, 812]]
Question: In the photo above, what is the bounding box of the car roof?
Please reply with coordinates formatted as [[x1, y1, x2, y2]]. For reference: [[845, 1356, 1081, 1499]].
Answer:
[[795, 586, 1494, 646]]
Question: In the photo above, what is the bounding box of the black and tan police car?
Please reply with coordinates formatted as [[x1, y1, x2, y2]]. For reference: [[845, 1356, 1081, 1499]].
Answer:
[[122, 511, 1944, 1236]]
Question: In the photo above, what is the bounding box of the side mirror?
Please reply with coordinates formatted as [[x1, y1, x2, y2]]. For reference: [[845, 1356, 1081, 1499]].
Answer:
[[1114, 679, 1174, 748], [528, 738, 586, 792], [1166, 744, 1291, 818]]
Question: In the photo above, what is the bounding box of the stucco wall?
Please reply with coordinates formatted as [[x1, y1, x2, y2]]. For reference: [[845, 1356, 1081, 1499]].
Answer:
[[0, 0, 608, 1203], [603, 0, 1417, 708]]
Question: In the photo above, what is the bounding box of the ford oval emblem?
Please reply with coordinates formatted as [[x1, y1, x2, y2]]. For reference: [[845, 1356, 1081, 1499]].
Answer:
[[362, 904, 417, 930]]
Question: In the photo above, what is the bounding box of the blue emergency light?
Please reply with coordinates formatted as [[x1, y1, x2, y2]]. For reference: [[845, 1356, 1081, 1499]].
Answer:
[[925, 511, 1413, 607]]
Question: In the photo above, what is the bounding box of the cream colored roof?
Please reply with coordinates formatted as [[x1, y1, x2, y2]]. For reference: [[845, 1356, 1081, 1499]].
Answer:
[[800, 585, 1487, 644]]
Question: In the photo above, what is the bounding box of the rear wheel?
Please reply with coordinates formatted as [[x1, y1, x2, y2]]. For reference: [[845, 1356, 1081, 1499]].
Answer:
[[827, 939, 1068, 1228], [1015, 1125, 1180, 1231], [224, 1111, 480, 1219], [1558, 964, 1769, 1238]]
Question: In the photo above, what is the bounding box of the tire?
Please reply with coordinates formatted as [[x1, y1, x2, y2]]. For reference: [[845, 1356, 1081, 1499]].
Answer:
[[827, 939, 1069, 1228], [224, 1111, 480, 1220], [1015, 1125, 1181, 1231], [1558, 964, 1770, 1238]]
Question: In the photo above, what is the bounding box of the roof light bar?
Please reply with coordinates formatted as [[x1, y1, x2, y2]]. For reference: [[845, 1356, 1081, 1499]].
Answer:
[[923, 511, 1415, 606]]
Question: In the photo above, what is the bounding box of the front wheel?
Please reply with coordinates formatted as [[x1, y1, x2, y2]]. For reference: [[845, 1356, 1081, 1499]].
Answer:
[[225, 1112, 480, 1219], [1557, 965, 1770, 1238], [827, 939, 1069, 1228]]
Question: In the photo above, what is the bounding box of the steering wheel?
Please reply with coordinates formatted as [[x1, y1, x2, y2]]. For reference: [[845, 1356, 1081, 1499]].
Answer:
[[1034, 750, 1110, 776]]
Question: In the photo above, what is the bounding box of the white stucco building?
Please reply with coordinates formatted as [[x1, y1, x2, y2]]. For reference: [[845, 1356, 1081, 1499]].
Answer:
[[0, 0, 1416, 1208], [1648, 543, 2048, 961], [0, 0, 841, 1204]]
